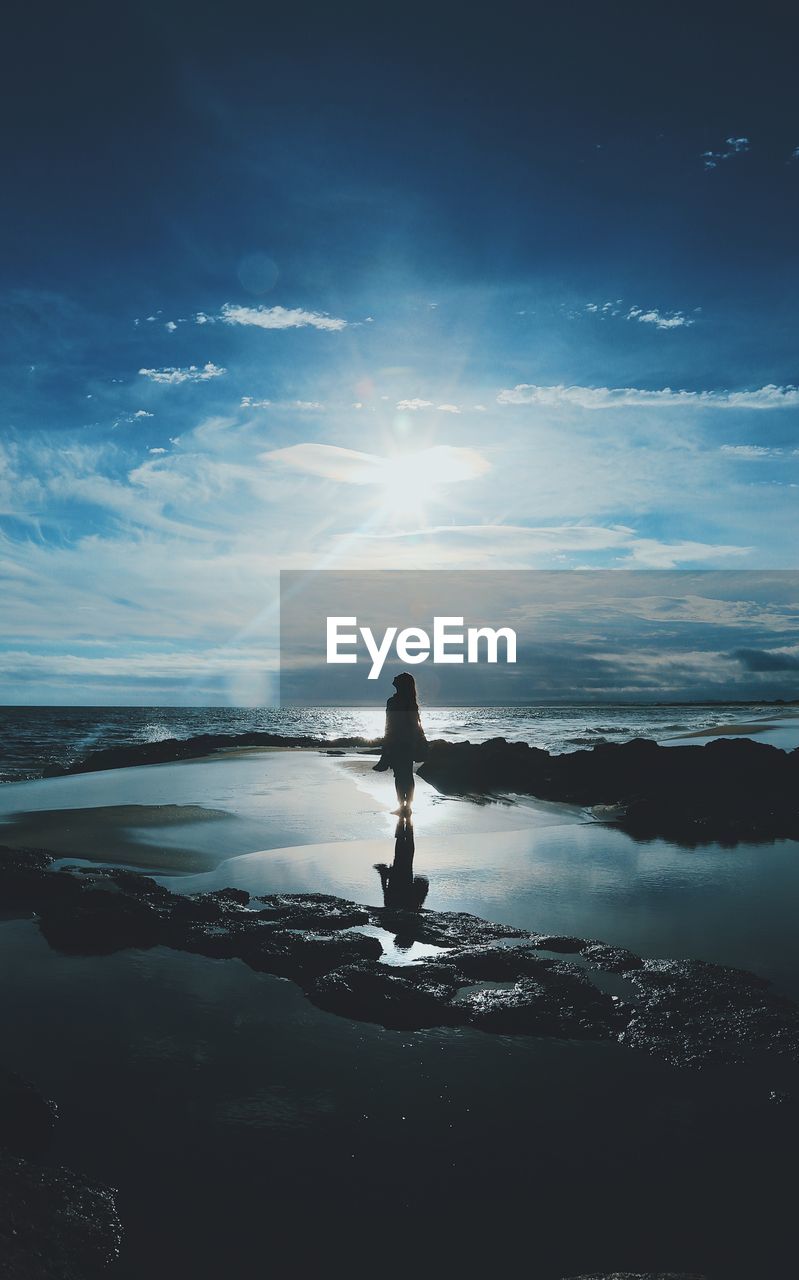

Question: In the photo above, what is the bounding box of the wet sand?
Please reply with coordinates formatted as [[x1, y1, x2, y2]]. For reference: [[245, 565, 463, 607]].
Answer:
[[0, 748, 581, 873], [665, 711, 799, 751]]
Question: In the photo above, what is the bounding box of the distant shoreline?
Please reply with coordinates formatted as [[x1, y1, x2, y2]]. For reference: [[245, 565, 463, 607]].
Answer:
[[1, 699, 798, 709]]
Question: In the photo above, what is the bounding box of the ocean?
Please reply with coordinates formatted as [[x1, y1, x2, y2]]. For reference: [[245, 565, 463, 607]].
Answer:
[[0, 701, 778, 782]]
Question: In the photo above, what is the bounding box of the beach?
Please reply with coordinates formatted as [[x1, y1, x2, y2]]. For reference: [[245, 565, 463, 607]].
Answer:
[[2, 723, 799, 1277]]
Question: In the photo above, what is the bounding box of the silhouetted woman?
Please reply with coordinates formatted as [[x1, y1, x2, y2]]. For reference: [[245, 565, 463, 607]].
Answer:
[[372, 672, 428, 813]]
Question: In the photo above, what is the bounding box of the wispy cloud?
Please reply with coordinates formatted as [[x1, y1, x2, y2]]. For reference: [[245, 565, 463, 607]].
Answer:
[[113, 409, 155, 426], [396, 398, 434, 410], [702, 136, 750, 169], [260, 443, 489, 486], [139, 362, 226, 385], [498, 383, 799, 409], [347, 523, 749, 569], [437, 403, 461, 414], [241, 396, 324, 410], [219, 303, 347, 332], [720, 444, 783, 459]]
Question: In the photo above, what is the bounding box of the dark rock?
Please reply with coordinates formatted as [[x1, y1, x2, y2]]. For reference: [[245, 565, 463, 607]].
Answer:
[[41, 731, 382, 778], [580, 942, 644, 972], [418, 734, 799, 846], [38, 887, 164, 955], [207, 886, 250, 906], [0, 1073, 57, 1157], [256, 892, 370, 931], [564, 1273, 707, 1279], [6, 854, 799, 1071], [440, 944, 563, 982], [459, 965, 623, 1039], [172, 920, 248, 961], [170, 891, 251, 925], [0, 1153, 122, 1278], [237, 927, 383, 981], [371, 906, 528, 947], [0, 846, 80, 910], [69, 866, 173, 902], [309, 961, 462, 1029], [530, 934, 588, 953], [619, 959, 799, 1068]]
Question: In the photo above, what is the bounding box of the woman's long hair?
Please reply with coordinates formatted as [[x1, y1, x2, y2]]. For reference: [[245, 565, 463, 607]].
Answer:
[[392, 672, 421, 721]]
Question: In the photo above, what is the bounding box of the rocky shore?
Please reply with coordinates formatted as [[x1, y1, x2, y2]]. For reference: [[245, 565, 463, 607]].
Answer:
[[419, 734, 799, 844], [4, 844, 799, 1072], [40, 732, 381, 777]]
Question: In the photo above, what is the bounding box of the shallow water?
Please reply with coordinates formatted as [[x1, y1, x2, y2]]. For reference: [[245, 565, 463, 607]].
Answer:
[[1, 918, 797, 1279], [4, 749, 799, 995], [3, 748, 799, 1275]]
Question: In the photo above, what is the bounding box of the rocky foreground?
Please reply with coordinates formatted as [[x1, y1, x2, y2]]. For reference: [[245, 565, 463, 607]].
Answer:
[[0, 1069, 122, 1279], [419, 734, 799, 844], [4, 845, 799, 1072]]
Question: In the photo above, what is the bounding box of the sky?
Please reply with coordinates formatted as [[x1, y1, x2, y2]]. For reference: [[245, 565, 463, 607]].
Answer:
[[1, 1, 798, 704]]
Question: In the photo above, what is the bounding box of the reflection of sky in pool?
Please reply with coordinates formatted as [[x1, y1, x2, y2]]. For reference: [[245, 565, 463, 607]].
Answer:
[[2, 748, 799, 1276], [1, 749, 797, 999]]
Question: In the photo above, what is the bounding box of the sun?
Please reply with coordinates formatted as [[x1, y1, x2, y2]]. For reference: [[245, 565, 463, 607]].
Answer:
[[372, 446, 490, 524]]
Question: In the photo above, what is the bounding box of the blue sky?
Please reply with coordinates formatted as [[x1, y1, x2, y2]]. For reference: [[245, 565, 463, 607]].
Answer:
[[1, 2, 798, 703]]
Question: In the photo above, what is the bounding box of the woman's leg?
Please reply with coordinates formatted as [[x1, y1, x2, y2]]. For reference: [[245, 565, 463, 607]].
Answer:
[[393, 759, 415, 809]]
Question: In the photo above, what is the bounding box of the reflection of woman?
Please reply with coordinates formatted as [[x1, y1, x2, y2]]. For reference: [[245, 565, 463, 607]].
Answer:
[[372, 672, 428, 813], [375, 816, 429, 927]]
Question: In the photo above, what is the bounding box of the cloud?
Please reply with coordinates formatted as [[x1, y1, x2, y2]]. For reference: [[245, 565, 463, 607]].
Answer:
[[702, 136, 750, 169], [622, 539, 749, 569], [139, 362, 226, 385], [583, 301, 693, 328], [148, 447, 167, 455], [437, 403, 461, 413], [731, 647, 799, 672], [113, 409, 156, 426], [626, 306, 694, 330], [352, 525, 749, 568], [260, 443, 489, 487], [240, 396, 323, 410], [396, 398, 434, 410], [165, 321, 177, 332], [720, 444, 783, 459], [497, 383, 799, 409], [219, 303, 347, 332]]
